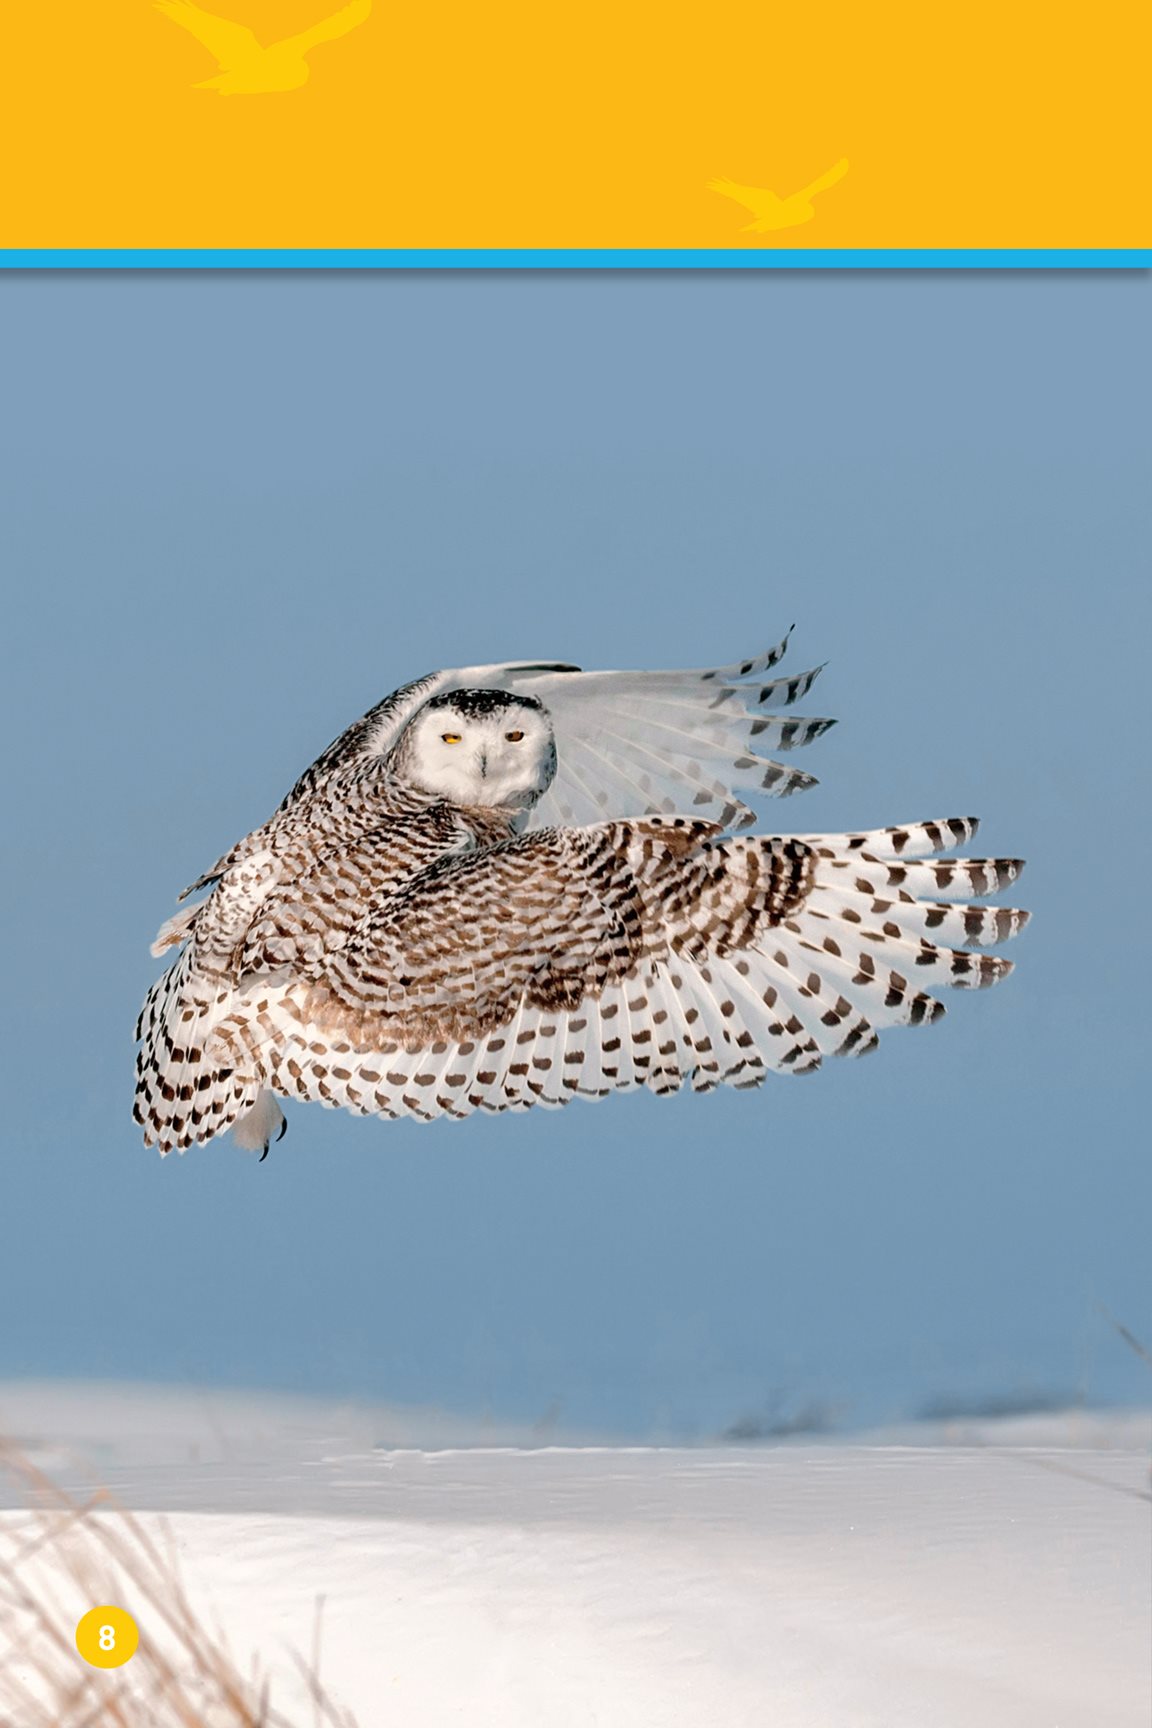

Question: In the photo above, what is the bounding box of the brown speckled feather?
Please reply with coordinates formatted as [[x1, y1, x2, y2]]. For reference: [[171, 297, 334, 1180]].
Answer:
[[135, 636, 1029, 1155]]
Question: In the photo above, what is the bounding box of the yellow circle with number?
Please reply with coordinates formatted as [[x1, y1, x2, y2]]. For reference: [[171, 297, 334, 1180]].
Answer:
[[75, 1605, 139, 1669]]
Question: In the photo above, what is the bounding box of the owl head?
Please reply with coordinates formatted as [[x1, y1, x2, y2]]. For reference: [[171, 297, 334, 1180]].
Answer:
[[387, 688, 557, 811]]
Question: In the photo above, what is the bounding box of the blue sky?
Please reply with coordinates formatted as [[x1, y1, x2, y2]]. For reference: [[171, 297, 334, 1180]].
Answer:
[[1, 269, 1148, 1436]]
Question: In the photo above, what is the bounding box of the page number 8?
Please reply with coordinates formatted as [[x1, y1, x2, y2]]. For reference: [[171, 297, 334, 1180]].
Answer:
[[76, 1606, 139, 1669]]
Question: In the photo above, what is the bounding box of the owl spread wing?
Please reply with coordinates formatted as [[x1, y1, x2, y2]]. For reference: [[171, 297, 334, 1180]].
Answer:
[[289, 630, 833, 832], [189, 816, 1025, 1141], [154, 0, 259, 64]]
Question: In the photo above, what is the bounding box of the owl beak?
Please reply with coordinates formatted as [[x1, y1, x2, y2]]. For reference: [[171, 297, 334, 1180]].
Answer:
[[478, 751, 488, 778]]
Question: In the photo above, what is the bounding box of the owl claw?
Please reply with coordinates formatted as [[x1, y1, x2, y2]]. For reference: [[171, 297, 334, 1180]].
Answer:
[[257, 1116, 288, 1163], [230, 1090, 286, 1157]]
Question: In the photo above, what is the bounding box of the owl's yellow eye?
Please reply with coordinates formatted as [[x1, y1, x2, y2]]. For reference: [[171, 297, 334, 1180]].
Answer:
[[505, 730, 525, 742], [441, 733, 462, 745]]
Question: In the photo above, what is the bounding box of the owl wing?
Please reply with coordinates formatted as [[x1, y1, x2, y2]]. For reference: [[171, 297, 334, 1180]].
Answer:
[[288, 630, 834, 831], [206, 816, 1027, 1131]]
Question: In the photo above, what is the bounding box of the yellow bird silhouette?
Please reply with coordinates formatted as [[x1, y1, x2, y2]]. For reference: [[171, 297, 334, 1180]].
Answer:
[[708, 158, 849, 233], [154, 0, 371, 94]]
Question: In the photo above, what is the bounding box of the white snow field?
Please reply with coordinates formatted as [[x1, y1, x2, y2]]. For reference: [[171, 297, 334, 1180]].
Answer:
[[1, 1383, 1148, 1728]]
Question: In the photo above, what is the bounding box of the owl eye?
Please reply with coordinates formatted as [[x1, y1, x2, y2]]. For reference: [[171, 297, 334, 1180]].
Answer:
[[505, 730, 525, 742], [441, 733, 462, 745]]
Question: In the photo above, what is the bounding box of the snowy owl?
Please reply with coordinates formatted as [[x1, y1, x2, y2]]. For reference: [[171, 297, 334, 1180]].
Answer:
[[134, 632, 1028, 1156]]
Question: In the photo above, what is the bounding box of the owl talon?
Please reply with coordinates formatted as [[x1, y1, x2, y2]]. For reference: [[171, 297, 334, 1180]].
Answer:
[[228, 1090, 286, 1156], [258, 1114, 288, 1162]]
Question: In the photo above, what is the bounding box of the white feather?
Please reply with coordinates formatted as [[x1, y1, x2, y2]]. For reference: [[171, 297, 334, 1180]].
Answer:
[[230, 1089, 286, 1153]]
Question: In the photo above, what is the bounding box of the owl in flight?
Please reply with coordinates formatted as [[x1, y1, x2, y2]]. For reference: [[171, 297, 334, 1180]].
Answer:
[[135, 633, 1028, 1156]]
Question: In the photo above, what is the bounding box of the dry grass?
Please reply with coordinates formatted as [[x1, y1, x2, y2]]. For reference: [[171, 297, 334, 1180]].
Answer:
[[0, 1443, 359, 1728]]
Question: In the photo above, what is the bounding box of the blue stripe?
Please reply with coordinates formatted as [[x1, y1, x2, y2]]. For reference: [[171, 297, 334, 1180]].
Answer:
[[0, 249, 1148, 270]]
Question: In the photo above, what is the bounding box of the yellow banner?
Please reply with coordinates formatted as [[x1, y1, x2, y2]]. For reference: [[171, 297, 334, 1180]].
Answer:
[[2, 1, 1148, 250]]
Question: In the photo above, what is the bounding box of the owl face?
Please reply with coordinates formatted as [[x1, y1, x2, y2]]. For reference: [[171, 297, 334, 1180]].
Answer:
[[388, 689, 557, 811]]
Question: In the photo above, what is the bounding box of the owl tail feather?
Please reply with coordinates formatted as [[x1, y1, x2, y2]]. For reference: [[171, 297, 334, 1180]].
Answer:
[[135, 950, 266, 1156]]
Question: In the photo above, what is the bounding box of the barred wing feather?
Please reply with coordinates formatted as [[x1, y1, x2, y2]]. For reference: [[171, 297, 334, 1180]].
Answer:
[[293, 629, 831, 831], [187, 816, 1026, 1148]]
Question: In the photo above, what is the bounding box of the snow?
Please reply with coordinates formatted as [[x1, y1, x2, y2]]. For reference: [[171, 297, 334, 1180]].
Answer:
[[1, 1382, 1148, 1728]]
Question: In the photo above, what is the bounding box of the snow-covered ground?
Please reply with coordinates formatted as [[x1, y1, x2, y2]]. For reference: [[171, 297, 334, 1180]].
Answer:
[[1, 1382, 1148, 1728]]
